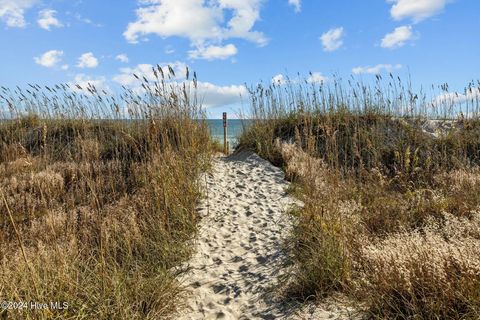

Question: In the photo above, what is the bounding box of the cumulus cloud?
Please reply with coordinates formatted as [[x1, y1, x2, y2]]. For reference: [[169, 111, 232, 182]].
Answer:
[[77, 52, 99, 68], [37, 9, 62, 30], [272, 74, 287, 85], [288, 0, 301, 13], [320, 27, 344, 52], [352, 64, 402, 75], [124, 0, 220, 44], [69, 74, 109, 94], [112, 61, 188, 86], [112, 61, 245, 108], [432, 88, 480, 106], [189, 44, 237, 60], [307, 72, 327, 84], [124, 0, 267, 60], [0, 0, 37, 28], [34, 50, 64, 68], [381, 25, 413, 48], [387, 0, 448, 22], [272, 72, 326, 85], [195, 81, 247, 108], [115, 54, 129, 63]]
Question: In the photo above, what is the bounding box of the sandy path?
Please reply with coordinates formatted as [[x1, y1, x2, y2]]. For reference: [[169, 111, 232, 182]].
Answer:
[[178, 151, 358, 320]]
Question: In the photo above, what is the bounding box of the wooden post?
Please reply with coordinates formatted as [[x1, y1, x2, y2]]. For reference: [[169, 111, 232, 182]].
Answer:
[[223, 112, 228, 154]]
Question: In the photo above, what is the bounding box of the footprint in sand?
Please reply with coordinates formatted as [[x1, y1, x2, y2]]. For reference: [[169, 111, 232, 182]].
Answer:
[[177, 150, 361, 320]]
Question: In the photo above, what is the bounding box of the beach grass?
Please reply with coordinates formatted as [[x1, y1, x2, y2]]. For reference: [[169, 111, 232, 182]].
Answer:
[[0, 68, 213, 319], [239, 75, 480, 319]]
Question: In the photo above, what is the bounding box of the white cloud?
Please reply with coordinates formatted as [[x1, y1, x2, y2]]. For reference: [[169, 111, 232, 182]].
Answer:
[[112, 61, 188, 86], [112, 61, 245, 108], [124, 0, 267, 59], [196, 81, 247, 108], [352, 64, 402, 75], [307, 72, 327, 84], [432, 88, 480, 106], [381, 25, 413, 48], [189, 44, 237, 60], [0, 0, 37, 28], [387, 0, 448, 22], [77, 52, 99, 68], [288, 0, 301, 13], [37, 9, 62, 30], [219, 0, 266, 45], [271, 72, 326, 85], [34, 50, 64, 68], [69, 74, 109, 94], [320, 27, 344, 52], [272, 74, 287, 85], [432, 92, 462, 105], [115, 54, 129, 63], [124, 0, 221, 44]]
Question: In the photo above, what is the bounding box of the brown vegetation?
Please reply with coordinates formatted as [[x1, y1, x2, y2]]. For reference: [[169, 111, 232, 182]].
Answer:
[[240, 76, 480, 319], [0, 69, 212, 319]]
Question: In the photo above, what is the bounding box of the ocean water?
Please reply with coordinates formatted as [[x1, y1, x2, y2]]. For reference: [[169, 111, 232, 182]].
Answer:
[[206, 119, 250, 148]]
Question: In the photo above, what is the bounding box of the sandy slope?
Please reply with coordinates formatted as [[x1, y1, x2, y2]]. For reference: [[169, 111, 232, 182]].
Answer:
[[178, 151, 359, 320]]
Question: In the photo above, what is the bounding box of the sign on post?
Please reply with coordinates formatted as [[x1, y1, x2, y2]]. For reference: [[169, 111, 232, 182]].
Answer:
[[223, 112, 228, 154]]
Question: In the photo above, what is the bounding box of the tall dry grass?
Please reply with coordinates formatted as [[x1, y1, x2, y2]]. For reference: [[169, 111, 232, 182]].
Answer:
[[240, 75, 480, 319], [0, 67, 212, 319]]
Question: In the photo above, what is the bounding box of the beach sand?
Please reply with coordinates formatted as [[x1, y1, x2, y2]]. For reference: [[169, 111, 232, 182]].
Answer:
[[177, 150, 360, 319]]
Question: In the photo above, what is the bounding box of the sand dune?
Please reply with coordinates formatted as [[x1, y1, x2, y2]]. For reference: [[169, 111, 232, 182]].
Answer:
[[178, 150, 358, 319]]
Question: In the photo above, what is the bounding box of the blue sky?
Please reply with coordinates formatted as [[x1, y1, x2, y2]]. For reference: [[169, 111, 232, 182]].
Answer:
[[0, 0, 479, 117]]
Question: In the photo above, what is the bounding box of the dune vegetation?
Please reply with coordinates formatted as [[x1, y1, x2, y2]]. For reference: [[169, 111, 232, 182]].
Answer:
[[2, 67, 480, 319], [239, 75, 480, 319], [0, 68, 213, 319]]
